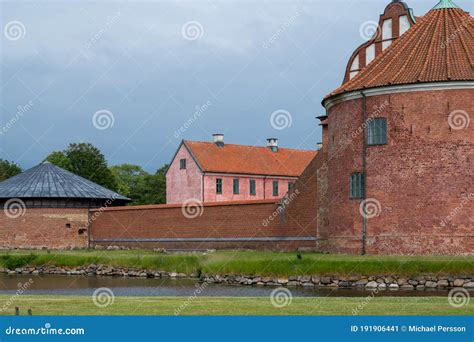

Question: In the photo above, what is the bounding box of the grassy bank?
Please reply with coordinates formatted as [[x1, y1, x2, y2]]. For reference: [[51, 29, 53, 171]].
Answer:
[[0, 249, 473, 277], [0, 295, 472, 315]]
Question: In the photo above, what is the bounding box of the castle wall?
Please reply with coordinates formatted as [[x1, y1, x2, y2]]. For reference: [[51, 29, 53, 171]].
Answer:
[[323, 87, 474, 255]]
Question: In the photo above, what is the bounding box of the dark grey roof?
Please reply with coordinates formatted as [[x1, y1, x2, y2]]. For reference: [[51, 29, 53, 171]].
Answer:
[[0, 162, 130, 201]]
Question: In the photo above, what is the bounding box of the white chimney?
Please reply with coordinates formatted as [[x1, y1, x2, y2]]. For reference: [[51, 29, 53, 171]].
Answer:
[[267, 138, 278, 152], [316, 142, 323, 151], [213, 133, 224, 147]]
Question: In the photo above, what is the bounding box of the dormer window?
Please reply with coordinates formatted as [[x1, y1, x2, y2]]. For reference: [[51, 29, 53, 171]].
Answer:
[[180, 159, 186, 170]]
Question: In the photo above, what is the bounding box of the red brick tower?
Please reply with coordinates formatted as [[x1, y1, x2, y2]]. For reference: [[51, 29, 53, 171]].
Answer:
[[316, 0, 474, 255]]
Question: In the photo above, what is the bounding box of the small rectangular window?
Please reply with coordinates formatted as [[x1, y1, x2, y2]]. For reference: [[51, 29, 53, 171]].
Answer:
[[288, 182, 294, 191], [272, 181, 279, 196], [367, 118, 387, 145], [216, 178, 222, 194], [249, 180, 256, 196], [179, 159, 187, 170], [233, 179, 239, 195], [350, 173, 365, 199]]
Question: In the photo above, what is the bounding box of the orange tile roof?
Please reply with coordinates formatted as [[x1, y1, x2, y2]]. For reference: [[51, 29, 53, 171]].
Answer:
[[326, 6, 474, 101], [184, 141, 316, 177]]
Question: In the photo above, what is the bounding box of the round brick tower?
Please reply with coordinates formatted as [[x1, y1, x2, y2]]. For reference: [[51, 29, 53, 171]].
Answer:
[[318, 0, 473, 255]]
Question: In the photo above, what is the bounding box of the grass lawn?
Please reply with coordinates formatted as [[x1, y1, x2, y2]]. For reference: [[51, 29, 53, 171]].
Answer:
[[0, 295, 472, 315], [0, 249, 473, 277]]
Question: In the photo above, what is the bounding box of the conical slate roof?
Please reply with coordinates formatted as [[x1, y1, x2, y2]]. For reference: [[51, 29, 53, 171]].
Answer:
[[326, 1, 473, 100], [0, 162, 129, 201]]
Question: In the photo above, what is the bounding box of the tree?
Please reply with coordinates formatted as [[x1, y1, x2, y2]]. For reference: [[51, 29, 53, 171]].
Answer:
[[44, 151, 71, 170], [45, 143, 118, 191], [110, 163, 168, 205], [0, 159, 22, 181]]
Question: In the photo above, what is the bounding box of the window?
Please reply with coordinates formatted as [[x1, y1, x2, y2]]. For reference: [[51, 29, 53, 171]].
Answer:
[[216, 178, 223, 194], [288, 182, 294, 191], [399, 15, 410, 35], [179, 159, 186, 170], [272, 181, 279, 196], [350, 173, 365, 199], [65, 223, 71, 229], [367, 118, 387, 145], [233, 179, 239, 195], [366, 44, 376, 65], [249, 180, 256, 196]]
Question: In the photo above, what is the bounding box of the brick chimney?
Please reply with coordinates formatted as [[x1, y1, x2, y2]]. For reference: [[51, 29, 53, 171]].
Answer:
[[266, 138, 278, 152], [213, 133, 224, 147]]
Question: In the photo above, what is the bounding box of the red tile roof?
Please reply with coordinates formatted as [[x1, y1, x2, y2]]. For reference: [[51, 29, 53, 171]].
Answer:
[[184, 141, 316, 177], [326, 6, 474, 100]]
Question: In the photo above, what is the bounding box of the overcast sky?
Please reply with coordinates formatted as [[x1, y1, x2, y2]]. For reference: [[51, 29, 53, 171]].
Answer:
[[1, 0, 472, 172]]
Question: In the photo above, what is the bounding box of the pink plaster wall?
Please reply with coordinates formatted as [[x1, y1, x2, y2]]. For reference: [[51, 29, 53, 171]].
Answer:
[[203, 175, 296, 202], [166, 144, 203, 204]]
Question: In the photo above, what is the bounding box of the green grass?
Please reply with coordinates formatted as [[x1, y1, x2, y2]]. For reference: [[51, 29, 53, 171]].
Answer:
[[0, 295, 472, 315], [0, 249, 473, 277]]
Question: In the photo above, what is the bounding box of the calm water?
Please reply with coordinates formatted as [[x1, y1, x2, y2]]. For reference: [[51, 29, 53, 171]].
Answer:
[[0, 274, 455, 297]]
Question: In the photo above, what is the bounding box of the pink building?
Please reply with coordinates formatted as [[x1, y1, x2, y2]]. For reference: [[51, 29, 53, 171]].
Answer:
[[166, 135, 317, 204]]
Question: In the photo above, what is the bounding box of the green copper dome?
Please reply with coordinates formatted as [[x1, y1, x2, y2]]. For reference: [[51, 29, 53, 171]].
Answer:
[[432, 0, 460, 9]]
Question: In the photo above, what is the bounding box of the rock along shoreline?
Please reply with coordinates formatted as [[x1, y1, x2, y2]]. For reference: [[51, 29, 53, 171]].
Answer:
[[2, 265, 474, 291]]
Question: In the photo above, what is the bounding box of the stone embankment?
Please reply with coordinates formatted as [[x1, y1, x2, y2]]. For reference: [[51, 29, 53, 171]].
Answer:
[[2, 265, 473, 290]]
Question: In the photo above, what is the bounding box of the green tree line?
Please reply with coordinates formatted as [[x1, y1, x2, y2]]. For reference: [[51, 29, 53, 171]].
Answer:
[[0, 143, 168, 205]]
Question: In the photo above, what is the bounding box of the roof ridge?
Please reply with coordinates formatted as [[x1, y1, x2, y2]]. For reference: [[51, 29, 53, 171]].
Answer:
[[186, 140, 316, 153]]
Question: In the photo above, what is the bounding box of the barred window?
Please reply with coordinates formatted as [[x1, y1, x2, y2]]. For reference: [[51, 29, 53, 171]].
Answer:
[[350, 173, 365, 199], [216, 178, 223, 194], [367, 118, 387, 145]]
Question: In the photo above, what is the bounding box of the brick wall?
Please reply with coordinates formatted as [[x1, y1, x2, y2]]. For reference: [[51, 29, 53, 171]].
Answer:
[[0, 208, 89, 249], [323, 88, 474, 255], [90, 200, 317, 250]]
